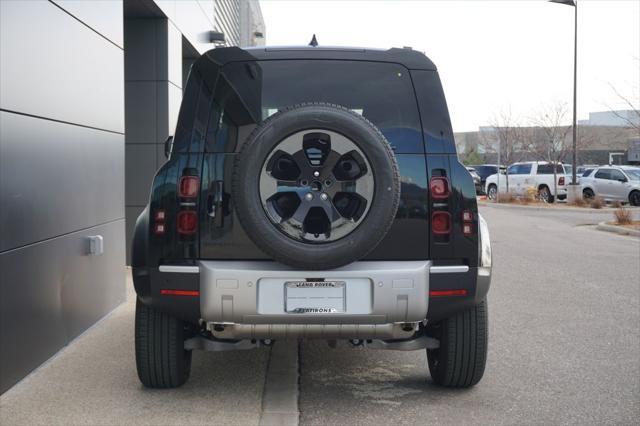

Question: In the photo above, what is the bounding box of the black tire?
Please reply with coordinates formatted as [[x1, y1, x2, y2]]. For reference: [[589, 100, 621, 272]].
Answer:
[[629, 190, 640, 207], [135, 298, 192, 388], [538, 185, 554, 203], [487, 184, 497, 201], [583, 188, 595, 200], [427, 300, 488, 388], [233, 103, 400, 270]]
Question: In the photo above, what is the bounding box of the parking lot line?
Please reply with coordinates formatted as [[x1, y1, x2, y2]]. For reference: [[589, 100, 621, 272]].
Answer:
[[259, 341, 300, 426]]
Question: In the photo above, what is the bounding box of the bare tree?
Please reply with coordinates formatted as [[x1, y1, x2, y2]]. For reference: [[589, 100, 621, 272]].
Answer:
[[480, 109, 529, 166], [605, 56, 640, 131], [606, 82, 640, 131], [480, 108, 530, 192], [530, 102, 571, 197]]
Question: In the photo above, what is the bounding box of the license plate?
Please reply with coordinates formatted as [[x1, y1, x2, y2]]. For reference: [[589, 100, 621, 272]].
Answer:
[[285, 281, 345, 313]]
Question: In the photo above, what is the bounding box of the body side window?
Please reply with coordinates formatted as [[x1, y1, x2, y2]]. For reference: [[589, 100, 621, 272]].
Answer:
[[609, 169, 626, 181], [594, 169, 611, 180]]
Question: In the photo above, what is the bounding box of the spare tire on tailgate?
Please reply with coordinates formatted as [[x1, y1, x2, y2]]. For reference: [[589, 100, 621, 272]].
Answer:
[[233, 103, 400, 270]]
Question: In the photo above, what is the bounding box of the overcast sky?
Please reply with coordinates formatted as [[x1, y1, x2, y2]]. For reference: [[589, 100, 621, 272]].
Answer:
[[260, 0, 640, 132]]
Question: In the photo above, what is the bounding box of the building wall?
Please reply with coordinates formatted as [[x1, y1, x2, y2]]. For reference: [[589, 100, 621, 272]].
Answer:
[[240, 0, 266, 47], [214, 0, 240, 46], [0, 0, 126, 393]]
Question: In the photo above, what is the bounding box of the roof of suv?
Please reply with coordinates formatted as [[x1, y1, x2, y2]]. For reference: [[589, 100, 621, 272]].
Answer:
[[201, 45, 437, 70]]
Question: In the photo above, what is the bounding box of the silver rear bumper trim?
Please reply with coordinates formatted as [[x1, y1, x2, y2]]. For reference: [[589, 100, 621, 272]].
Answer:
[[429, 265, 469, 274], [199, 260, 430, 325], [159, 265, 200, 274]]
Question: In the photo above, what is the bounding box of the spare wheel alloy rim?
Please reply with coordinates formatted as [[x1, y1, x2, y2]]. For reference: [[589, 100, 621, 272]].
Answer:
[[259, 129, 375, 243]]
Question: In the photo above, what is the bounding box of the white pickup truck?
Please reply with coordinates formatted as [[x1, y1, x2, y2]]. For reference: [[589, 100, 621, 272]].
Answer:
[[485, 161, 568, 203]]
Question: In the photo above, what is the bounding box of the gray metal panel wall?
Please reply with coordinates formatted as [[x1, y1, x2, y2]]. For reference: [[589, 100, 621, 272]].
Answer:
[[0, 220, 125, 394], [0, 0, 125, 393], [0, 113, 124, 252], [0, 0, 124, 133]]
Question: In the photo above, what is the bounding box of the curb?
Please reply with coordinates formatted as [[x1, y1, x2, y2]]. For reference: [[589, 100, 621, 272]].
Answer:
[[477, 201, 628, 214], [596, 222, 640, 237]]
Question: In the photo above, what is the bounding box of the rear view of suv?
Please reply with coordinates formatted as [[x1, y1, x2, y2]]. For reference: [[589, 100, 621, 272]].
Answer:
[[132, 46, 492, 389]]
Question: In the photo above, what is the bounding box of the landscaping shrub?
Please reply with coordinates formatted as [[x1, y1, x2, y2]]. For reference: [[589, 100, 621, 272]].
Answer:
[[569, 197, 587, 207], [590, 196, 604, 209], [521, 187, 538, 205], [496, 192, 516, 204], [613, 206, 633, 225]]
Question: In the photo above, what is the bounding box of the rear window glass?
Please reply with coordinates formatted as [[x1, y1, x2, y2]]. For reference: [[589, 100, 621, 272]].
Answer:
[[256, 60, 424, 153], [536, 164, 564, 174]]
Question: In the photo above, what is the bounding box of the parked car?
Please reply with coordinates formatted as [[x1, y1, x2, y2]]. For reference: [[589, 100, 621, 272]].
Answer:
[[131, 46, 492, 389], [576, 164, 599, 175], [580, 166, 640, 206], [466, 167, 483, 194], [470, 164, 506, 194], [485, 161, 568, 203]]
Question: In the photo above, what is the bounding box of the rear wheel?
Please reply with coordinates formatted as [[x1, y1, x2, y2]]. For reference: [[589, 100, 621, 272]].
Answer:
[[629, 190, 640, 207], [487, 184, 497, 201], [135, 298, 192, 388], [583, 188, 595, 200], [538, 185, 554, 203], [426, 300, 488, 388]]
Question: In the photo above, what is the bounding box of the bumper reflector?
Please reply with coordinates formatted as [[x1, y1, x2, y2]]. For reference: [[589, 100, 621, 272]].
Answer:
[[429, 289, 468, 297], [160, 289, 200, 296]]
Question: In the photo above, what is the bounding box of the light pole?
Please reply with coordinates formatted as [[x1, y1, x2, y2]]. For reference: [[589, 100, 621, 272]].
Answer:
[[550, 0, 579, 199]]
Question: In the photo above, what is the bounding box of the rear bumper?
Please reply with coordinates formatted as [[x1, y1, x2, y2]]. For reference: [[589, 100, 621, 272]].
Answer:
[[199, 260, 430, 325], [134, 260, 491, 337]]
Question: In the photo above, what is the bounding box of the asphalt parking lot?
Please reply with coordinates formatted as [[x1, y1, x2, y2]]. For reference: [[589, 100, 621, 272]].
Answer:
[[1, 205, 638, 425]]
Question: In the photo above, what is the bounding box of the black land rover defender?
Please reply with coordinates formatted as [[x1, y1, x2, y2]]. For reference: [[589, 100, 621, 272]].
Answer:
[[132, 46, 492, 389]]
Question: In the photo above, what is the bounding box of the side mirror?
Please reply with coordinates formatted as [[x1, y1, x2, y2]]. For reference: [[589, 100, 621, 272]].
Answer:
[[164, 136, 174, 159], [618, 178, 627, 183]]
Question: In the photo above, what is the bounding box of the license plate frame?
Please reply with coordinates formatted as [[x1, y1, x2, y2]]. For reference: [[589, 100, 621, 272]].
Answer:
[[284, 280, 346, 314]]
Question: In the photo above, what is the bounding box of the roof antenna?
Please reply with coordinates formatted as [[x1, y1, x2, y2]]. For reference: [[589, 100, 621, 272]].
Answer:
[[309, 34, 318, 47]]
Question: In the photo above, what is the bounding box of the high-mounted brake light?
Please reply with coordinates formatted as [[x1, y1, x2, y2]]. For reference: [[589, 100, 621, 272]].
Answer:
[[177, 211, 197, 235], [179, 176, 200, 198], [432, 211, 451, 235], [430, 177, 449, 200]]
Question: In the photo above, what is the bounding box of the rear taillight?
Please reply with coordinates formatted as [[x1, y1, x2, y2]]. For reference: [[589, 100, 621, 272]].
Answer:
[[177, 211, 197, 235], [179, 176, 199, 198], [462, 209, 474, 236], [558, 176, 565, 186], [432, 211, 451, 235], [153, 223, 166, 235], [430, 177, 449, 200], [153, 209, 166, 235]]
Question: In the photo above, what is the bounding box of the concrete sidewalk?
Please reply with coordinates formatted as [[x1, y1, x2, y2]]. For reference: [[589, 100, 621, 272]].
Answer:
[[0, 272, 271, 426]]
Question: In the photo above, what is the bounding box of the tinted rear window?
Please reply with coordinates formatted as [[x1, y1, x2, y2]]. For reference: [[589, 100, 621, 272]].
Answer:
[[255, 60, 424, 153], [537, 164, 564, 174]]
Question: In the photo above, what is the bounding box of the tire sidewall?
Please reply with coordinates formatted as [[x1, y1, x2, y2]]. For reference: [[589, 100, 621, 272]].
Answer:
[[234, 104, 400, 269]]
